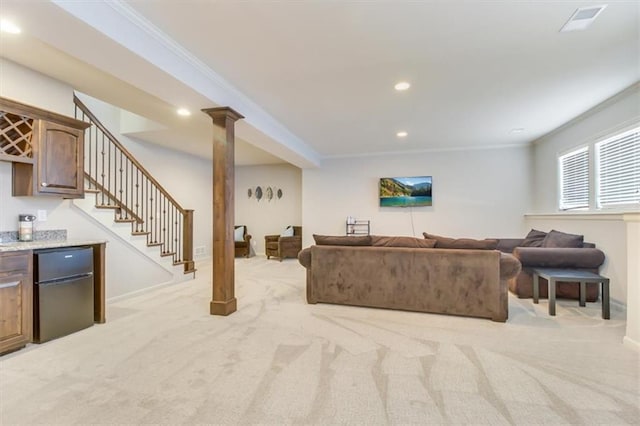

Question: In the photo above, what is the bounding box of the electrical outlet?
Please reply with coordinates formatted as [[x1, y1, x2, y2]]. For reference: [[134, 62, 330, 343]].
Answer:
[[195, 246, 206, 256], [37, 209, 47, 222]]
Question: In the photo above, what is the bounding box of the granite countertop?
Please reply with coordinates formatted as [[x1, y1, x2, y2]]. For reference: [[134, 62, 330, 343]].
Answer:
[[0, 239, 107, 253]]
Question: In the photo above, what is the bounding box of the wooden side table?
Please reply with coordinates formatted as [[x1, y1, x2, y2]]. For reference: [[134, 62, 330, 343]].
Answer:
[[532, 268, 610, 319]]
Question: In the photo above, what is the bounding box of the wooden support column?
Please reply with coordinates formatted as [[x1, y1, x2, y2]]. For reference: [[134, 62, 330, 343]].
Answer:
[[202, 107, 244, 316]]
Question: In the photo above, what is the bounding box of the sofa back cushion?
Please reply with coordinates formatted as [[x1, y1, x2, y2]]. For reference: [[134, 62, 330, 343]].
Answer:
[[541, 229, 584, 248], [423, 232, 498, 250], [520, 229, 546, 247], [313, 234, 372, 246], [371, 235, 437, 248]]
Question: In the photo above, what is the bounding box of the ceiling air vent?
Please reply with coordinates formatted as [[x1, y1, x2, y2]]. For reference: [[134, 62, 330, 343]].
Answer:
[[560, 5, 607, 32]]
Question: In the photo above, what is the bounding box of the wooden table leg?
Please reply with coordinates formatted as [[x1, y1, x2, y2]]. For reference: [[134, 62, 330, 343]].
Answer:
[[533, 273, 539, 304]]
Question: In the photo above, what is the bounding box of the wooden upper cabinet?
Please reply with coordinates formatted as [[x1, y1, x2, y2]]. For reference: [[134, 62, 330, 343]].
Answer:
[[1, 96, 90, 198], [36, 121, 84, 196]]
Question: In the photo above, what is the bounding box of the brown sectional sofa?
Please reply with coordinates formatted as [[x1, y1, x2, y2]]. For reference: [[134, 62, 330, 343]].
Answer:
[[495, 237, 605, 302], [298, 235, 521, 322]]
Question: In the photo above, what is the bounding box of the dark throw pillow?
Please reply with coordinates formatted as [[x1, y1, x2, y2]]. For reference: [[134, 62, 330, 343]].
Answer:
[[422, 232, 498, 250], [541, 230, 584, 248], [520, 229, 547, 247], [313, 234, 372, 246], [371, 236, 437, 248]]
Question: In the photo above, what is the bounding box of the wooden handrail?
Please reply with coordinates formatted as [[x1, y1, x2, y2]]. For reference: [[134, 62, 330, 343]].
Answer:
[[74, 95, 195, 273], [73, 95, 186, 214]]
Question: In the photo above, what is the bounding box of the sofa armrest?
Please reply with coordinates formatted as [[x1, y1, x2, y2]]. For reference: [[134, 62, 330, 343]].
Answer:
[[244, 234, 252, 243], [298, 247, 311, 268], [265, 234, 279, 243], [512, 247, 605, 269], [499, 253, 521, 280]]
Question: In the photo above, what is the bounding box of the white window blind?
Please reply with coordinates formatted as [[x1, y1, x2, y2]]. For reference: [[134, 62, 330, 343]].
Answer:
[[559, 147, 589, 210], [596, 127, 640, 208]]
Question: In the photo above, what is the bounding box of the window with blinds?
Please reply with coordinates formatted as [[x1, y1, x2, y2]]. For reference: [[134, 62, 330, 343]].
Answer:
[[596, 127, 640, 208], [559, 147, 589, 210]]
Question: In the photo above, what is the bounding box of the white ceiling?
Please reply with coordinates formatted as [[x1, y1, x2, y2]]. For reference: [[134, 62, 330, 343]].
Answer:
[[0, 1, 638, 168]]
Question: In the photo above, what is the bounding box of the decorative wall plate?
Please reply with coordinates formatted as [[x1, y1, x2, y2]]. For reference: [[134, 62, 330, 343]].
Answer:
[[266, 187, 273, 201], [277, 189, 283, 199], [255, 186, 263, 201], [247, 188, 253, 198]]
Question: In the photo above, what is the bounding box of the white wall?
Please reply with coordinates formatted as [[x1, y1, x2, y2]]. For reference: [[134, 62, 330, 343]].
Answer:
[[0, 161, 173, 298], [75, 95, 303, 260], [0, 60, 187, 300], [302, 146, 531, 248], [0, 58, 73, 116], [625, 215, 640, 350], [529, 83, 640, 347], [0, 58, 72, 232], [235, 164, 302, 254], [75, 93, 214, 262], [531, 84, 640, 213]]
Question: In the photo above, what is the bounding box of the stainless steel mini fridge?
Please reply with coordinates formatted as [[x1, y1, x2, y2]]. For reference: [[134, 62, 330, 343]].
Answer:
[[33, 247, 94, 343]]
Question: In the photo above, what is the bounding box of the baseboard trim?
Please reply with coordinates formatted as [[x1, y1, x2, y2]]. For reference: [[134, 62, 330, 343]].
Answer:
[[106, 279, 177, 304], [610, 298, 626, 312], [623, 336, 640, 352]]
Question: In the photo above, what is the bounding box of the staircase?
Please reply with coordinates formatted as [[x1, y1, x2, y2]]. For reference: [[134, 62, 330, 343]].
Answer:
[[73, 95, 196, 278]]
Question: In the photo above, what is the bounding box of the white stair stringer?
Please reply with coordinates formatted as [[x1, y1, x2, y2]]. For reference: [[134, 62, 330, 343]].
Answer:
[[71, 193, 192, 284]]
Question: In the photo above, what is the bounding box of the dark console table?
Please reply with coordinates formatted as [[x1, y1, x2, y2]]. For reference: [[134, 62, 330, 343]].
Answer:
[[532, 267, 610, 319]]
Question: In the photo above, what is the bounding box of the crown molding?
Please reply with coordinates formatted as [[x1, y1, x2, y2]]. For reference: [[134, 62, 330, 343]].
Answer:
[[524, 212, 638, 221], [323, 142, 529, 161], [533, 82, 640, 145], [104, 1, 246, 108]]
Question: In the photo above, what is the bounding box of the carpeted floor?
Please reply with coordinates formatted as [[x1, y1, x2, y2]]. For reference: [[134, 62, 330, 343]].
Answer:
[[1, 257, 638, 425]]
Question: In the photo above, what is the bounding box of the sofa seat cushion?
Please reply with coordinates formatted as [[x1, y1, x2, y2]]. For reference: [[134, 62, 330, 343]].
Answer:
[[371, 235, 436, 248], [423, 232, 498, 250]]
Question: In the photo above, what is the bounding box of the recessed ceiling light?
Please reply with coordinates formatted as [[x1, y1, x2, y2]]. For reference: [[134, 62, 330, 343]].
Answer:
[[396, 131, 408, 138], [394, 82, 411, 91], [176, 108, 191, 116], [509, 128, 525, 134], [0, 18, 21, 34], [560, 5, 607, 32]]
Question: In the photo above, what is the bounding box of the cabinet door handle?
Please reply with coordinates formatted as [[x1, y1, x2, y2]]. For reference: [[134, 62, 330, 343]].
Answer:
[[41, 182, 48, 187], [0, 281, 19, 289]]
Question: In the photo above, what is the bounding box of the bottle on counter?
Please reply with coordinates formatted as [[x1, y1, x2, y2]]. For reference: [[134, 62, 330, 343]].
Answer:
[[18, 214, 36, 242]]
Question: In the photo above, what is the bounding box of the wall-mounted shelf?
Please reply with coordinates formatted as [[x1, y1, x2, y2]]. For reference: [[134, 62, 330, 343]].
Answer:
[[346, 219, 370, 236]]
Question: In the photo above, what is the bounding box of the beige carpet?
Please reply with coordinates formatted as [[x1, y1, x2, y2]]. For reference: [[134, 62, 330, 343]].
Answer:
[[1, 257, 638, 425]]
